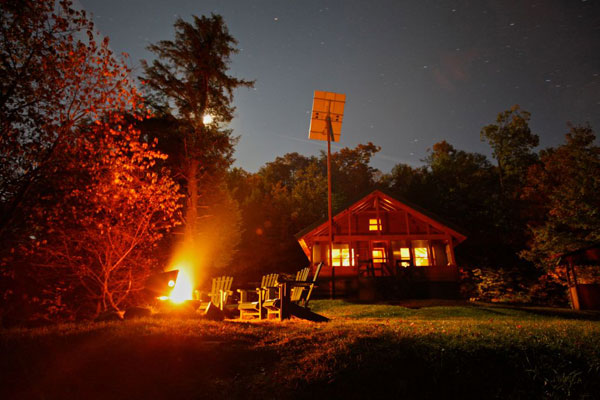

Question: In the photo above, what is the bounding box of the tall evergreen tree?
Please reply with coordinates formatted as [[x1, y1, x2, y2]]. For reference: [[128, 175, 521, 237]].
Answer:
[[141, 15, 253, 277]]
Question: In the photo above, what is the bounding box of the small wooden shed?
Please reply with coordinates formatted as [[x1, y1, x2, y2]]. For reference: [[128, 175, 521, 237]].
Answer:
[[558, 245, 600, 310], [295, 190, 466, 298]]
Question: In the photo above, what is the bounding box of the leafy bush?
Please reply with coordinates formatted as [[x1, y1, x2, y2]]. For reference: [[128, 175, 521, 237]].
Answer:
[[461, 266, 572, 307], [528, 267, 569, 307], [464, 267, 531, 303]]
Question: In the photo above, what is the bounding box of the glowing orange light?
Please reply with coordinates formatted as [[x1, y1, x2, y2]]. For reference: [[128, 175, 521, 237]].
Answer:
[[372, 248, 387, 263], [158, 296, 169, 301], [168, 279, 175, 287], [169, 268, 193, 303], [414, 247, 429, 266], [331, 246, 354, 267], [369, 218, 382, 231], [166, 241, 203, 303]]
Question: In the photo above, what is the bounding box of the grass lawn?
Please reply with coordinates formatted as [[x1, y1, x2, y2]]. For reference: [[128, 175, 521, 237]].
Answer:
[[1, 300, 599, 399]]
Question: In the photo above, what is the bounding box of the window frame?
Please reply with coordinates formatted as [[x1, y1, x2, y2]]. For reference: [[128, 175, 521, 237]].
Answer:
[[331, 243, 354, 267], [368, 218, 382, 232], [372, 247, 387, 263]]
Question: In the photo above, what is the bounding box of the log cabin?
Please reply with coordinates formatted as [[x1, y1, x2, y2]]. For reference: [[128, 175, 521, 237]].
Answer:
[[295, 190, 467, 299]]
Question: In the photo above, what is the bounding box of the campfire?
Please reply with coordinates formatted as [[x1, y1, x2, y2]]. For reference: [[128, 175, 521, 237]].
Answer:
[[145, 265, 195, 305], [167, 268, 193, 303]]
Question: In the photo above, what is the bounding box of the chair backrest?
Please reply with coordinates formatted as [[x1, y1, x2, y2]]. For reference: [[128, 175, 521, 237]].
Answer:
[[261, 273, 279, 288], [296, 267, 310, 282], [260, 273, 279, 301], [210, 276, 233, 304], [303, 262, 324, 306], [290, 267, 311, 302]]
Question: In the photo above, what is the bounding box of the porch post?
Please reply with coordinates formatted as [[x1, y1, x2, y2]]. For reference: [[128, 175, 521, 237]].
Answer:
[[446, 235, 457, 266]]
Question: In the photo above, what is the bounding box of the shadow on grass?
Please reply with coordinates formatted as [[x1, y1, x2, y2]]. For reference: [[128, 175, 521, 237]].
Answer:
[[2, 312, 600, 400], [292, 334, 600, 400], [0, 321, 280, 400]]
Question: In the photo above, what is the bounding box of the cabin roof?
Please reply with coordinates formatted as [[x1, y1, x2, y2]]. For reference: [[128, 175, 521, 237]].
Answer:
[[294, 188, 467, 243]]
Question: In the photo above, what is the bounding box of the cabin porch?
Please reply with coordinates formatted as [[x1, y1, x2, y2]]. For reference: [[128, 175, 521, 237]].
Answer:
[[309, 237, 458, 277], [313, 271, 460, 300]]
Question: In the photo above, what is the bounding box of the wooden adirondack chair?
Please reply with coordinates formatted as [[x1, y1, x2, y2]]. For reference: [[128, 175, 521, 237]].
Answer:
[[263, 268, 311, 320], [262, 263, 327, 321], [196, 276, 234, 310], [208, 276, 233, 310], [238, 273, 279, 320], [300, 262, 323, 308], [290, 267, 310, 303]]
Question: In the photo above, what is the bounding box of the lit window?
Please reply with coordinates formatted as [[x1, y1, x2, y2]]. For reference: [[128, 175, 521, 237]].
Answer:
[[331, 244, 354, 267], [414, 247, 429, 266], [372, 247, 387, 263], [369, 218, 382, 231], [400, 248, 410, 259], [399, 247, 411, 267]]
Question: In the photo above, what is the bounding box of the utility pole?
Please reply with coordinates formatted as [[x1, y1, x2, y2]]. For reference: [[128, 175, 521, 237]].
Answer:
[[326, 112, 335, 299]]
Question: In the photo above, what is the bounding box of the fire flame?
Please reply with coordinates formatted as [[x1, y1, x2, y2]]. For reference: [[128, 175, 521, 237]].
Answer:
[[162, 240, 203, 303], [169, 268, 193, 303]]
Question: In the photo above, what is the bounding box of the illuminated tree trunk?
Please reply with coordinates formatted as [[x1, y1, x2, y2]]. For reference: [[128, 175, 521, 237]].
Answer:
[[185, 158, 200, 239]]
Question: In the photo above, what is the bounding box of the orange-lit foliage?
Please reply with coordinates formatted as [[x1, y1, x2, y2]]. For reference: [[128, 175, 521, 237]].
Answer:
[[31, 114, 181, 314], [0, 0, 181, 318]]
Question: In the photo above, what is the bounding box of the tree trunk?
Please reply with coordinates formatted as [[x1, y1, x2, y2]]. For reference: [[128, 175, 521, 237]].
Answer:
[[497, 158, 505, 193], [185, 158, 199, 239]]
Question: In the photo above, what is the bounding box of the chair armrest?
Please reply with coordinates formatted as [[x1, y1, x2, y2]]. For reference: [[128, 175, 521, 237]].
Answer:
[[287, 282, 314, 287], [195, 290, 210, 301], [238, 288, 261, 302], [237, 288, 251, 303]]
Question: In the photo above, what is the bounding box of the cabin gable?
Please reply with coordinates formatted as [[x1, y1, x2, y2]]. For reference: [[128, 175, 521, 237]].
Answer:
[[295, 190, 467, 294]]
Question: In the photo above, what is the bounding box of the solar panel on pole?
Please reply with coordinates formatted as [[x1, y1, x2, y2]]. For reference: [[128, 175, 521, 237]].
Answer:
[[308, 90, 346, 299], [309, 91, 345, 142]]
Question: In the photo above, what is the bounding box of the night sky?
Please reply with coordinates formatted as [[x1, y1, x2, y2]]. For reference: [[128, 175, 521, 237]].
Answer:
[[79, 0, 600, 173]]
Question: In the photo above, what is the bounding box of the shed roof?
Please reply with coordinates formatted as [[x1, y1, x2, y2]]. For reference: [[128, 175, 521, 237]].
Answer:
[[557, 244, 600, 266]]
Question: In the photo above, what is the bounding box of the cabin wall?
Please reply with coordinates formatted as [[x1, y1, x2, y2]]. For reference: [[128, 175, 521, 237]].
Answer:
[[311, 239, 455, 268]]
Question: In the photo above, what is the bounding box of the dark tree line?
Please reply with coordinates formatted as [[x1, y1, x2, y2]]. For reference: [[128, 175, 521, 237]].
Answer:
[[226, 108, 599, 300]]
